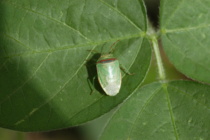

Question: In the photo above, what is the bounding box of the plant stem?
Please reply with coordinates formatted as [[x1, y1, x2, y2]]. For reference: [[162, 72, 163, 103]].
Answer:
[[151, 36, 166, 81]]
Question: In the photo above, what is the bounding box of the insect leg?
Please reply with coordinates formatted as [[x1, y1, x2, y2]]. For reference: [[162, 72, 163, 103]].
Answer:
[[109, 40, 120, 54], [120, 64, 135, 75], [87, 76, 97, 95]]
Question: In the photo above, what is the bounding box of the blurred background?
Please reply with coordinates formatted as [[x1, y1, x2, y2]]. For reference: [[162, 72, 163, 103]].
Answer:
[[0, 0, 187, 139]]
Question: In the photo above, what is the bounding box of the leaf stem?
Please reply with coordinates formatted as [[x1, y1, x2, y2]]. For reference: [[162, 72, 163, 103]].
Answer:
[[151, 36, 166, 81]]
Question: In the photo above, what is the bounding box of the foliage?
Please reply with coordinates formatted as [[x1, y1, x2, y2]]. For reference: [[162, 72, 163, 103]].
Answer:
[[0, 0, 209, 139]]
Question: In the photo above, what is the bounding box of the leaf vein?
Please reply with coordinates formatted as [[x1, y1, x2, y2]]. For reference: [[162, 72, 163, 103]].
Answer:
[[166, 35, 210, 72], [1, 33, 144, 59], [168, 85, 210, 110], [0, 53, 51, 105], [188, 31, 210, 55], [164, 84, 179, 140], [1, 33, 34, 51], [127, 86, 162, 138], [0, 59, 9, 71], [13, 45, 97, 126], [164, 24, 210, 33], [99, 0, 142, 31], [128, 38, 144, 73], [5, 0, 91, 41], [162, 0, 185, 27]]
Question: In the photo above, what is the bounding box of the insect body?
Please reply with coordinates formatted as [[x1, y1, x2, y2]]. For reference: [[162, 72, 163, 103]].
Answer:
[[96, 54, 121, 96]]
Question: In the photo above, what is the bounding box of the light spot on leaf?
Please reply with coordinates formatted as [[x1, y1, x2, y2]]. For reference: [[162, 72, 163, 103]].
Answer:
[[188, 117, 192, 124]]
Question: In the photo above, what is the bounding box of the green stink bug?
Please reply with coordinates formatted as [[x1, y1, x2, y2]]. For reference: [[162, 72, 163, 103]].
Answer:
[[95, 40, 132, 96], [96, 53, 121, 96], [88, 40, 133, 96]]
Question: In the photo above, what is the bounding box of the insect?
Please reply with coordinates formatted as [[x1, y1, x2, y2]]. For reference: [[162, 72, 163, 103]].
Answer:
[[97, 53, 121, 96], [92, 40, 132, 96]]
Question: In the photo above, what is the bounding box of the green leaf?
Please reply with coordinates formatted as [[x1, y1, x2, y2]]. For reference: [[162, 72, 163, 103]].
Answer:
[[99, 81, 210, 140], [0, 0, 151, 131], [160, 0, 210, 83]]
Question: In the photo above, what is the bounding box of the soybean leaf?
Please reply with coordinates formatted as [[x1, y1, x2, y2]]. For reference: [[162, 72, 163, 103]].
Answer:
[[0, 0, 151, 131], [99, 81, 210, 140], [160, 0, 210, 83]]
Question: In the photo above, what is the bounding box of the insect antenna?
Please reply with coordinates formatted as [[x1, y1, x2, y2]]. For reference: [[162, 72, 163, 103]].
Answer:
[[108, 40, 120, 54], [100, 43, 106, 54]]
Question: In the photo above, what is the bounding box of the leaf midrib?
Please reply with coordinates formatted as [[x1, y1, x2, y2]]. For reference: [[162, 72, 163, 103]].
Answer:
[[2, 0, 146, 59], [1, 33, 145, 59], [163, 84, 179, 140], [127, 86, 162, 139], [162, 24, 210, 34]]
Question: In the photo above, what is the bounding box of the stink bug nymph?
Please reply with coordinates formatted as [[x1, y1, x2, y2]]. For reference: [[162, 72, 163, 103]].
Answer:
[[93, 40, 130, 96]]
